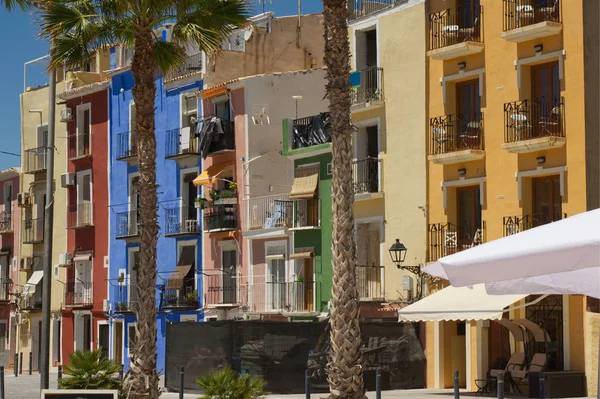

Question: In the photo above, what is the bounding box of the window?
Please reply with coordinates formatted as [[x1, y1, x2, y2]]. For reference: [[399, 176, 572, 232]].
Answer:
[[457, 185, 482, 246], [355, 28, 377, 70], [98, 324, 109, 359], [182, 94, 198, 128], [76, 105, 91, 157], [215, 99, 230, 120], [3, 182, 12, 212], [532, 176, 562, 226], [182, 171, 199, 221]]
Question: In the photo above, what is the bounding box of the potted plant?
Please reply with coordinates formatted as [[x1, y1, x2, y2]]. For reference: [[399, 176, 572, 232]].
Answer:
[[165, 293, 178, 306], [209, 190, 220, 203], [185, 290, 198, 306], [195, 197, 207, 209]]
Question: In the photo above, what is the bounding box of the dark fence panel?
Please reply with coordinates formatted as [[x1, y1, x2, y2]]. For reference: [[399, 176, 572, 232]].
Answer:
[[165, 321, 425, 394]]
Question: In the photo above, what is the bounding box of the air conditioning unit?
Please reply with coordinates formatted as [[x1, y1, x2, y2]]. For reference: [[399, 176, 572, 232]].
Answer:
[[61, 173, 75, 188], [60, 107, 73, 122], [17, 192, 30, 207], [58, 253, 73, 267]]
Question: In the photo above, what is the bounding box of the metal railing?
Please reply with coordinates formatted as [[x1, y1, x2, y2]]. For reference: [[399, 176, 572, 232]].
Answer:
[[115, 210, 139, 238], [203, 118, 235, 156], [114, 281, 138, 312], [503, 0, 561, 31], [23, 147, 47, 174], [205, 273, 248, 307], [162, 285, 199, 308], [22, 218, 44, 244], [0, 210, 12, 233], [244, 194, 293, 231], [67, 203, 93, 229], [22, 293, 43, 310], [247, 281, 315, 313], [430, 5, 483, 51], [165, 127, 201, 158], [165, 53, 203, 81], [353, 158, 382, 194], [357, 265, 384, 299], [64, 280, 93, 307], [0, 281, 9, 301], [68, 134, 91, 159], [430, 113, 484, 155], [503, 213, 566, 236], [203, 205, 237, 232], [351, 66, 384, 105], [164, 205, 200, 236], [427, 221, 485, 262], [291, 112, 332, 150], [348, 0, 408, 21], [504, 97, 565, 143], [291, 199, 320, 229], [116, 132, 137, 161]]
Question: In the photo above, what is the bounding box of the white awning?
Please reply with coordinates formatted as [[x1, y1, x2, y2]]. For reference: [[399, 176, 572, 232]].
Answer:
[[24, 271, 44, 294], [398, 284, 525, 322]]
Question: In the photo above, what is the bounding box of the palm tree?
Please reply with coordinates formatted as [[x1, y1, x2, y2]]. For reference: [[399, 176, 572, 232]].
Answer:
[[321, 0, 365, 398], [39, 1, 249, 397], [1, 0, 30, 10]]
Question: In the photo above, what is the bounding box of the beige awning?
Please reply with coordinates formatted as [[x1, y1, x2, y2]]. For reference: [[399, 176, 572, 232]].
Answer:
[[166, 246, 195, 290], [25, 271, 44, 294], [289, 165, 319, 199], [73, 252, 93, 262], [290, 248, 315, 260]]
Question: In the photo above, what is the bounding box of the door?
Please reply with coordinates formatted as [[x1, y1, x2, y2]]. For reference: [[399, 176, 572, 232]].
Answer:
[[98, 324, 109, 359], [114, 322, 123, 365], [78, 107, 91, 156], [0, 256, 7, 300], [75, 261, 92, 305], [77, 173, 92, 226], [36, 126, 48, 171], [456, 79, 481, 148], [457, 186, 482, 249], [9, 316, 15, 365], [183, 173, 198, 224], [222, 250, 237, 304], [302, 258, 314, 311], [268, 259, 286, 310], [456, 0, 480, 28], [532, 176, 562, 227], [532, 62, 560, 136], [83, 315, 91, 351]]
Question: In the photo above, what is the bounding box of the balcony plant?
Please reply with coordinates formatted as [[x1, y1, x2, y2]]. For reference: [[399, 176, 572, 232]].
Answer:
[[195, 198, 208, 209], [165, 293, 178, 306], [185, 290, 198, 306], [209, 190, 220, 203]]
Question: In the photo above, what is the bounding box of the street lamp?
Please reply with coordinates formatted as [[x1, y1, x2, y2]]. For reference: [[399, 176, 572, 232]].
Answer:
[[388, 239, 421, 275]]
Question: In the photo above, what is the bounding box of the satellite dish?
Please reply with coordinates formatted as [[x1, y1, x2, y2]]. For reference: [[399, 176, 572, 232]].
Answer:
[[244, 26, 254, 41]]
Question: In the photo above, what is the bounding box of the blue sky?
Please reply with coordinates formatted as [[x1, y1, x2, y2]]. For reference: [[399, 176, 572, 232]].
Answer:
[[0, 0, 324, 172]]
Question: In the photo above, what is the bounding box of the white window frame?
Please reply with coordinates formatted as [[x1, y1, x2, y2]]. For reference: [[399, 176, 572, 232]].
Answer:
[[440, 68, 485, 103], [264, 240, 287, 311], [441, 177, 486, 209], [126, 322, 136, 361], [76, 169, 93, 225], [128, 172, 139, 213], [76, 103, 92, 156], [180, 92, 198, 128], [515, 50, 565, 89], [352, 20, 379, 71], [515, 166, 566, 201]]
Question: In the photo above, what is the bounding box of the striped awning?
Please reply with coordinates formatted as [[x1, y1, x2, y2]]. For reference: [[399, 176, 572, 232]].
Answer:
[[193, 162, 235, 186], [289, 165, 319, 199]]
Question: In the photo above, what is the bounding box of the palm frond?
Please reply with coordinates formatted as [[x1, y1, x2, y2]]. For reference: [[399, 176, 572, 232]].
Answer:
[[153, 39, 188, 75], [2, 0, 31, 11]]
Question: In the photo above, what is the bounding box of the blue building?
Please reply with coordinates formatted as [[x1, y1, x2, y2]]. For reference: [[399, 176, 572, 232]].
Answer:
[[107, 47, 205, 373]]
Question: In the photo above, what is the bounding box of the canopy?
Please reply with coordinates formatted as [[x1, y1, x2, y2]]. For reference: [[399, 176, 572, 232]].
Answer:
[[289, 165, 319, 199], [397, 284, 525, 322], [289, 248, 315, 260], [193, 162, 234, 186], [166, 246, 195, 290], [25, 271, 44, 294], [423, 209, 600, 299], [497, 319, 528, 343]]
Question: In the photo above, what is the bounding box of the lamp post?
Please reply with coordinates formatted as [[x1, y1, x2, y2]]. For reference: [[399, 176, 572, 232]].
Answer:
[[388, 239, 424, 300]]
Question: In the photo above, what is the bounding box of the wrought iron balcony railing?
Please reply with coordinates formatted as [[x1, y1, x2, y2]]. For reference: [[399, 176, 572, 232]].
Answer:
[[64, 280, 93, 307], [203, 205, 237, 232], [164, 205, 200, 236], [114, 281, 138, 312], [348, 0, 408, 21], [351, 66, 384, 105], [67, 203, 93, 229], [353, 158, 382, 194], [427, 221, 485, 262], [23, 218, 44, 244], [430, 5, 483, 51], [116, 131, 137, 161], [165, 127, 201, 159], [357, 265, 384, 300], [115, 210, 139, 238], [22, 293, 43, 310], [243, 194, 293, 231], [0, 210, 13, 233], [204, 273, 248, 307], [430, 113, 484, 155], [165, 53, 203, 81], [68, 134, 91, 160], [503, 0, 561, 32], [503, 213, 566, 236], [290, 199, 320, 229], [504, 97, 565, 143], [162, 284, 199, 308], [201, 118, 235, 156], [23, 147, 47, 174], [247, 281, 316, 313]]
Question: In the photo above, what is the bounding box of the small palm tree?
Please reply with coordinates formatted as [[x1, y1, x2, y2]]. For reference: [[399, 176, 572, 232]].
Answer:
[[321, 0, 365, 398], [59, 348, 123, 392], [196, 366, 268, 399], [39, 1, 249, 397]]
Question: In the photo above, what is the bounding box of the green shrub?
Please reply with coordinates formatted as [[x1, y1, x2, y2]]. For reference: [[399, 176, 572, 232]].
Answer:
[[59, 348, 123, 394], [196, 366, 268, 399]]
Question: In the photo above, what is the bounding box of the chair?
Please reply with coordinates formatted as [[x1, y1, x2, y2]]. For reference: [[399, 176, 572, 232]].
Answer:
[[459, 120, 482, 149], [444, 231, 457, 256], [539, 106, 561, 137], [459, 16, 479, 42], [510, 113, 531, 141], [432, 127, 450, 154], [510, 353, 547, 385], [490, 352, 526, 393], [540, 0, 559, 22], [516, 5, 534, 28]]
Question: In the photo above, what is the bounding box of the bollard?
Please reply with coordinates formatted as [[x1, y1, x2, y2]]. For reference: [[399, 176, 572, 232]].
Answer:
[[179, 366, 184, 399], [497, 372, 505, 399], [539, 372, 545, 399], [57, 365, 62, 389], [1, 366, 5, 399], [453, 370, 460, 399], [28, 352, 32, 375], [19, 352, 22, 375], [305, 369, 310, 399], [376, 368, 382, 399], [119, 365, 124, 380], [13, 354, 17, 377]]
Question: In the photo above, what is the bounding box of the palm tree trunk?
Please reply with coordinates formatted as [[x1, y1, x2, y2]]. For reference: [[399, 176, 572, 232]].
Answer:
[[322, 1, 365, 398], [124, 27, 160, 399]]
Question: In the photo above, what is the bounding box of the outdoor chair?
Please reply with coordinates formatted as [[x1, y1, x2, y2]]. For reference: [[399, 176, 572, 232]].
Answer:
[[510, 113, 531, 141], [490, 352, 526, 393], [539, 106, 561, 137], [444, 231, 458, 256], [459, 120, 482, 149], [459, 16, 479, 42], [541, 0, 559, 22], [510, 352, 547, 385], [432, 127, 450, 154]]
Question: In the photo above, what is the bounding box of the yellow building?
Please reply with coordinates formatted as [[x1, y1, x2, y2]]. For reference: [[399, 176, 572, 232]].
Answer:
[[423, 0, 599, 394], [348, 0, 428, 311]]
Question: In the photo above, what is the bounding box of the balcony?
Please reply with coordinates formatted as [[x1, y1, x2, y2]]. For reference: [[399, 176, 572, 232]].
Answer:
[[357, 265, 384, 300], [164, 53, 203, 81], [348, 0, 408, 22], [0, 210, 13, 234], [22, 218, 44, 244], [203, 205, 237, 232], [64, 280, 93, 308], [428, 113, 485, 164], [165, 127, 201, 159], [23, 147, 47, 174], [428, 6, 484, 60], [67, 203, 93, 229], [115, 210, 139, 239], [205, 273, 248, 308], [502, 97, 565, 154], [427, 221, 485, 262], [162, 287, 199, 309], [350, 66, 384, 110], [114, 281, 138, 313], [22, 293, 43, 311], [0, 283, 9, 302], [290, 199, 321, 230], [116, 132, 137, 162], [164, 205, 201, 236], [353, 158, 382, 197], [291, 113, 332, 152], [243, 194, 293, 234], [67, 134, 91, 160], [503, 213, 566, 236], [501, 0, 562, 42], [246, 281, 316, 313], [198, 117, 235, 157]]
